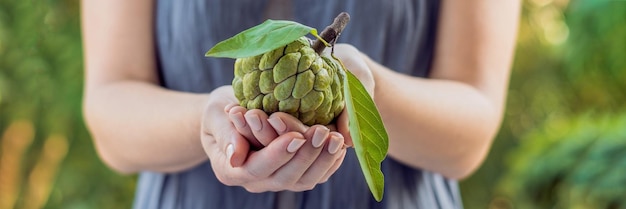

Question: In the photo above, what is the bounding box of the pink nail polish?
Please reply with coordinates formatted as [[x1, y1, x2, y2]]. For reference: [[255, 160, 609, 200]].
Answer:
[[224, 103, 236, 113], [247, 114, 262, 131], [267, 117, 286, 133], [287, 138, 306, 153], [226, 144, 234, 161], [312, 127, 328, 148], [328, 136, 341, 154], [230, 113, 246, 128]]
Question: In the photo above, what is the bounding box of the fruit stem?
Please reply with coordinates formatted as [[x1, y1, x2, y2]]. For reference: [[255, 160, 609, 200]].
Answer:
[[312, 12, 350, 54]]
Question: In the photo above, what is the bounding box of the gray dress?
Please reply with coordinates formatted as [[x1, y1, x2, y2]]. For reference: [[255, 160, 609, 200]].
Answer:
[[133, 0, 463, 208]]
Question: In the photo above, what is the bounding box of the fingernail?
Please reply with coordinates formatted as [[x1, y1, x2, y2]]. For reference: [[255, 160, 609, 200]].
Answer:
[[287, 138, 306, 153], [331, 132, 351, 148], [312, 127, 329, 148], [247, 114, 262, 131], [226, 144, 235, 161], [328, 136, 342, 154], [267, 117, 286, 133], [224, 103, 236, 113], [230, 112, 246, 129]]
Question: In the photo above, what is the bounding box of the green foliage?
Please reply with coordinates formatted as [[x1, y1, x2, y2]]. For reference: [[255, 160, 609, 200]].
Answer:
[[341, 65, 388, 202], [206, 20, 315, 58], [498, 115, 626, 209], [563, 0, 626, 111], [461, 0, 626, 208], [0, 0, 136, 208]]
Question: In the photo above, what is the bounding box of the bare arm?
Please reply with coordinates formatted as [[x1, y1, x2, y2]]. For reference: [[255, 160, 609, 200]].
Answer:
[[81, 1, 350, 192], [355, 0, 521, 179], [81, 0, 209, 173]]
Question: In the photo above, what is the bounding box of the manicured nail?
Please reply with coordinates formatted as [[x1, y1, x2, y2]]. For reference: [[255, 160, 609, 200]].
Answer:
[[229, 112, 246, 129], [331, 132, 351, 148], [328, 136, 342, 154], [312, 127, 329, 148], [267, 117, 286, 133], [226, 144, 234, 161], [224, 103, 237, 113], [287, 138, 306, 153], [247, 114, 262, 131]]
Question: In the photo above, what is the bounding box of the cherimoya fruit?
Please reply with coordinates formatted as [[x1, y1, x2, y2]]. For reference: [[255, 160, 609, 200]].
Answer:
[[232, 36, 345, 126]]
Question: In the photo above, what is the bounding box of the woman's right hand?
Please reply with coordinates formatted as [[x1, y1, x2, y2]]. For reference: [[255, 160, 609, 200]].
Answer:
[[200, 86, 347, 192]]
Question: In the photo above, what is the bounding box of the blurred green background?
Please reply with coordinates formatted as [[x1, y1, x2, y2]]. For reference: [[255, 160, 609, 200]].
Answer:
[[0, 0, 624, 208]]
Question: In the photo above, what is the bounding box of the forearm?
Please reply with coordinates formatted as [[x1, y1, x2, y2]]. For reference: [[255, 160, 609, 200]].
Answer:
[[83, 81, 211, 174], [371, 63, 501, 179], [365, 0, 519, 179]]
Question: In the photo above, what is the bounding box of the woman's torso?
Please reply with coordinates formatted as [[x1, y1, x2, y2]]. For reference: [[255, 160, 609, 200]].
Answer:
[[133, 0, 463, 208]]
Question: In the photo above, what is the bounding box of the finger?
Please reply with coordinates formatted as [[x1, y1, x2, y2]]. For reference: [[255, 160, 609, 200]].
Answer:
[[319, 148, 347, 184], [270, 126, 328, 187], [242, 132, 306, 178], [211, 121, 252, 168], [228, 106, 263, 149], [200, 134, 234, 184], [336, 109, 353, 147], [229, 132, 251, 167], [327, 132, 345, 155], [204, 104, 252, 168], [223, 102, 239, 113], [201, 132, 251, 187], [244, 109, 278, 147], [267, 112, 308, 135], [297, 132, 344, 186], [199, 129, 250, 175], [305, 125, 330, 149]]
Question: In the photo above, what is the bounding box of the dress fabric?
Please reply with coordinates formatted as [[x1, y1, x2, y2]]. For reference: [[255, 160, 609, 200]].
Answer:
[[133, 0, 463, 208]]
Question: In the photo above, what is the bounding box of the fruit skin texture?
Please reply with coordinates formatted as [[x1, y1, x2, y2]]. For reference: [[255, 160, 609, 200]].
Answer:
[[233, 37, 345, 126]]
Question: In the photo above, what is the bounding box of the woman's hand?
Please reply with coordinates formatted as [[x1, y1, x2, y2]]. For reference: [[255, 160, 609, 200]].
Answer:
[[329, 44, 377, 147], [201, 86, 347, 192], [332, 44, 375, 97]]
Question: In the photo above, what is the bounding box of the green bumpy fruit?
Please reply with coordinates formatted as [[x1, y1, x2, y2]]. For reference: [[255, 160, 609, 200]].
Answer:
[[233, 37, 345, 126]]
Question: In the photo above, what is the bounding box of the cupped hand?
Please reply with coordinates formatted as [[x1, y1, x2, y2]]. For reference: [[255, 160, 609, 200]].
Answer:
[[201, 86, 348, 192], [226, 105, 348, 191], [329, 44, 377, 147], [332, 44, 375, 98]]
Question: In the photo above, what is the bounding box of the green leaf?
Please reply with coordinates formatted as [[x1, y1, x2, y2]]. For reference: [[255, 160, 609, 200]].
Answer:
[[205, 20, 314, 58], [341, 63, 389, 202]]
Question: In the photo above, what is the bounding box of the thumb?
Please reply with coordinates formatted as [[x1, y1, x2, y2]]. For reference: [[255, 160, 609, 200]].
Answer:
[[337, 108, 353, 147], [228, 132, 251, 167]]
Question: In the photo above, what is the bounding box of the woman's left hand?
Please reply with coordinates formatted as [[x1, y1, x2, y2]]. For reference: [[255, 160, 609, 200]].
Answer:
[[224, 105, 349, 191], [328, 44, 377, 147], [332, 44, 375, 97]]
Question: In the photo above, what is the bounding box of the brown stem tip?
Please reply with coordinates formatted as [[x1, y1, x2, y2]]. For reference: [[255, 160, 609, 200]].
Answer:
[[312, 12, 350, 54]]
